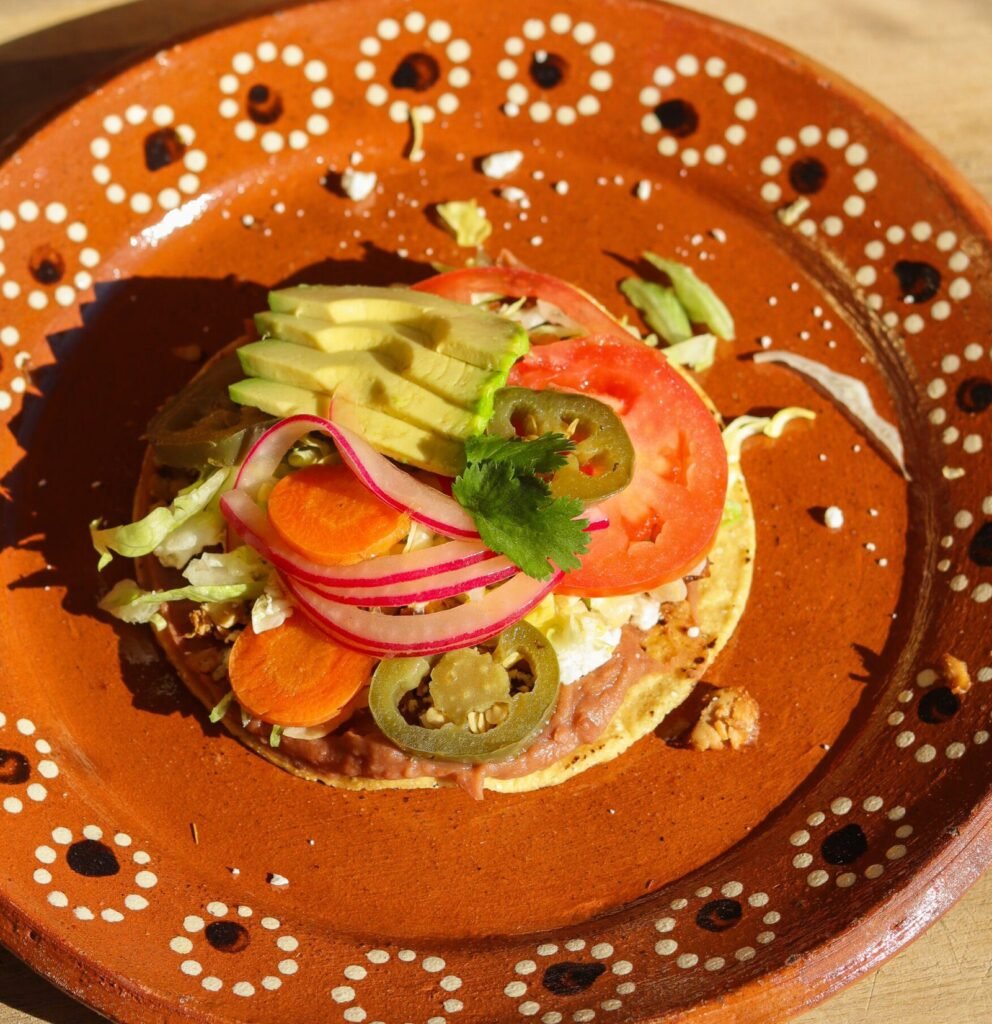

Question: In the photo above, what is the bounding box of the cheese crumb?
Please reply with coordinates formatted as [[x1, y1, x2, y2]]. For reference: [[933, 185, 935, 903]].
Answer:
[[340, 167, 377, 201], [481, 150, 524, 179], [554, 180, 570, 195], [267, 873, 289, 887], [499, 186, 528, 204], [824, 506, 844, 529], [635, 180, 652, 201]]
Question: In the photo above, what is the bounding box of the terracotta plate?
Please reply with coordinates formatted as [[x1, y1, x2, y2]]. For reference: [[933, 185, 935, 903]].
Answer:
[[1, 1, 990, 1021]]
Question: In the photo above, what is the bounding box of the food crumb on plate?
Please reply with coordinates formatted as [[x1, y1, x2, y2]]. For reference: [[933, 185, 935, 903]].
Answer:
[[481, 150, 524, 179], [690, 688, 760, 752], [940, 653, 971, 695], [823, 506, 844, 529], [340, 167, 378, 202], [267, 873, 289, 887]]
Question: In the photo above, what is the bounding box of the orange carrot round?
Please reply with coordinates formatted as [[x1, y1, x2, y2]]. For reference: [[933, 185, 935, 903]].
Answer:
[[267, 462, 410, 566], [228, 613, 375, 728]]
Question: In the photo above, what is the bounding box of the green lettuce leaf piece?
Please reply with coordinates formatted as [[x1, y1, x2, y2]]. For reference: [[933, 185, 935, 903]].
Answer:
[[620, 278, 692, 344], [98, 578, 256, 630], [209, 691, 236, 724], [90, 468, 230, 570], [182, 546, 269, 589], [643, 253, 736, 340], [664, 333, 718, 371], [436, 199, 493, 248], [153, 507, 225, 570]]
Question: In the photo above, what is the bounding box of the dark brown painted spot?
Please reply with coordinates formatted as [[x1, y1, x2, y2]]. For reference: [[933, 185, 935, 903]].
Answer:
[[143, 128, 187, 172], [0, 749, 30, 785], [917, 686, 961, 724], [968, 522, 992, 566], [820, 823, 869, 865], [893, 260, 941, 304], [390, 52, 440, 92], [956, 377, 992, 414], [67, 840, 120, 878], [542, 961, 606, 995], [695, 898, 742, 931], [28, 245, 65, 285], [246, 83, 284, 125], [788, 156, 828, 195], [653, 99, 699, 138], [205, 920, 251, 953], [529, 51, 568, 89]]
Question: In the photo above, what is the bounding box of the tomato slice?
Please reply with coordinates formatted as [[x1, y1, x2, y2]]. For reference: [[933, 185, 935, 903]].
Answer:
[[509, 336, 728, 596], [413, 266, 624, 337]]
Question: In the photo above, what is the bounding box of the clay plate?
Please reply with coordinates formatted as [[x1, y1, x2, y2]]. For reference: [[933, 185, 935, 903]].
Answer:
[[0, 1, 990, 1021]]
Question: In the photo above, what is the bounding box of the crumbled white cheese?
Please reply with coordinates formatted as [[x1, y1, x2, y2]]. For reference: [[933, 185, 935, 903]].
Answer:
[[554, 180, 569, 195], [824, 505, 845, 529], [267, 873, 289, 887], [251, 577, 294, 634], [481, 149, 524, 179], [636, 180, 652, 201], [340, 167, 377, 201]]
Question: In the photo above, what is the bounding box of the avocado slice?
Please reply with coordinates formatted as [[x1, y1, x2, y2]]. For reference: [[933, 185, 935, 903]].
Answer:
[[237, 340, 479, 439], [227, 378, 329, 419], [255, 312, 500, 413], [267, 284, 529, 373]]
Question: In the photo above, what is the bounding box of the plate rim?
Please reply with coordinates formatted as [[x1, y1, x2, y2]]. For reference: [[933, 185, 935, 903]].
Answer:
[[0, 1, 990, 1022]]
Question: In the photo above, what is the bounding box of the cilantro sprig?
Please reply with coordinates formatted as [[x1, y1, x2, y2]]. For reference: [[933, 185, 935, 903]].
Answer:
[[452, 433, 591, 580]]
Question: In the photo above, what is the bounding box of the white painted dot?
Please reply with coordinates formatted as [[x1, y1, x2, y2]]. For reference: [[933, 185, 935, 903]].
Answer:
[[854, 168, 878, 192], [915, 744, 937, 763], [655, 917, 676, 933], [653, 65, 675, 87], [807, 870, 829, 887], [844, 195, 867, 217], [823, 216, 844, 236], [52, 827, 72, 845], [793, 853, 813, 869], [724, 72, 746, 95], [612, 960, 633, 975], [505, 981, 527, 997], [573, 21, 596, 44], [202, 977, 223, 992], [518, 1001, 540, 1016], [232, 981, 255, 997], [591, 943, 614, 959], [895, 730, 916, 748], [124, 895, 148, 911], [845, 142, 868, 166], [92, 164, 111, 185], [675, 53, 699, 76], [927, 378, 948, 399], [831, 797, 853, 815], [33, 869, 51, 885], [696, 887, 713, 898], [54, 285, 75, 307], [949, 277, 972, 301], [278, 959, 298, 976], [332, 985, 356, 1003], [74, 908, 94, 921], [48, 891, 68, 908], [681, 147, 700, 167], [976, 731, 990, 744], [790, 830, 810, 846], [171, 936, 193, 954], [972, 583, 992, 603], [590, 69, 613, 92], [398, 949, 416, 962], [761, 182, 782, 203], [904, 313, 925, 334], [130, 193, 153, 215], [0, 326, 19, 347], [705, 56, 727, 76], [659, 137, 680, 158], [776, 136, 797, 157], [735, 947, 756, 962], [4, 796, 23, 814], [576, 95, 600, 117], [366, 949, 389, 964], [677, 953, 699, 969], [704, 144, 726, 165], [798, 124, 822, 147], [565, 939, 585, 951], [516, 959, 537, 976], [530, 101, 552, 123], [427, 18, 451, 43], [26, 783, 46, 802], [735, 97, 757, 121], [655, 939, 678, 955], [725, 124, 746, 145], [260, 130, 284, 154]]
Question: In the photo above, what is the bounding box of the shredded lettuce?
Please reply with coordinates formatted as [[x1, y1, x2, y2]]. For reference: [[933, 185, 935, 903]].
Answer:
[[436, 199, 493, 248], [209, 691, 236, 724], [620, 278, 692, 344], [723, 407, 817, 464], [407, 107, 426, 163], [153, 507, 225, 570], [98, 578, 254, 631], [269, 725, 284, 749], [183, 546, 268, 589], [525, 595, 621, 685], [664, 333, 718, 371], [753, 350, 908, 478], [643, 253, 736, 340], [251, 577, 294, 634], [90, 468, 230, 571]]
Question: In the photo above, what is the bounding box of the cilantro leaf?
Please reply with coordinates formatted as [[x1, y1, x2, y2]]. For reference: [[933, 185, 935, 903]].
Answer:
[[453, 433, 591, 580]]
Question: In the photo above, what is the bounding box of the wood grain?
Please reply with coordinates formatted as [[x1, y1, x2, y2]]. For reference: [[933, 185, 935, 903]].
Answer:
[[0, 0, 988, 1022]]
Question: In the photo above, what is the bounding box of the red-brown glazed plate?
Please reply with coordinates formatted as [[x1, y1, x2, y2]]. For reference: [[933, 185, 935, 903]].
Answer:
[[0, 1, 990, 1021]]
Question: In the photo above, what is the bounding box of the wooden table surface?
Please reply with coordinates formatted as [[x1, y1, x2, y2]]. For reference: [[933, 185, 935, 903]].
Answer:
[[0, 1, 989, 1022]]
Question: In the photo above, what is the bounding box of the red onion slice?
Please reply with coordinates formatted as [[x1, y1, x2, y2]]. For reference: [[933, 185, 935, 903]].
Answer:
[[310, 557, 518, 606], [221, 489, 495, 588], [234, 413, 479, 539], [283, 569, 563, 657]]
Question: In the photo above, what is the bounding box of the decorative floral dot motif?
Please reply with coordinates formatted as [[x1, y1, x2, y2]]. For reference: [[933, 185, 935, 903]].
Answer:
[[789, 797, 913, 889], [0, 713, 59, 815], [758, 125, 874, 235], [219, 40, 333, 151], [33, 825, 155, 921], [169, 904, 300, 996], [90, 104, 206, 213], [332, 948, 461, 1022], [357, 12, 471, 124], [856, 223, 973, 336], [502, 937, 633, 1019], [498, 13, 614, 125], [653, 882, 777, 970], [639, 54, 756, 167], [886, 665, 990, 755]]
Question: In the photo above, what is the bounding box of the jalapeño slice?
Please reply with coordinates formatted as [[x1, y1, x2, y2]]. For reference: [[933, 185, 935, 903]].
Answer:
[[489, 387, 634, 503], [368, 621, 559, 764], [147, 351, 273, 469]]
